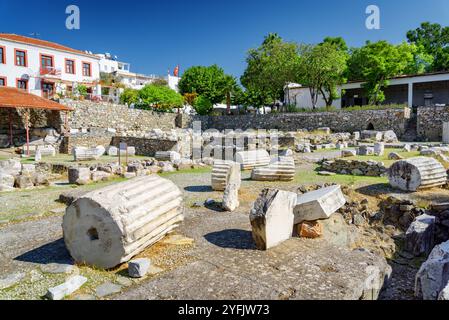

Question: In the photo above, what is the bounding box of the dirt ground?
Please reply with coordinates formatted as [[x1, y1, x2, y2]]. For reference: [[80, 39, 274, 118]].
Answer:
[[1, 150, 447, 300]]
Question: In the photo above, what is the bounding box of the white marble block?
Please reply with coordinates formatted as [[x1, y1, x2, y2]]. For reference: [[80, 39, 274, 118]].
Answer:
[[249, 189, 297, 250], [293, 185, 346, 224]]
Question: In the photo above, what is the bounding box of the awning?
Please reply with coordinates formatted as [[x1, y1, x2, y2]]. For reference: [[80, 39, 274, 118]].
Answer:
[[0, 87, 73, 156], [0, 87, 73, 111]]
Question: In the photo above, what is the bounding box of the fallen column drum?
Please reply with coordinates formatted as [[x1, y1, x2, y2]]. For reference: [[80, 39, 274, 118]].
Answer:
[[211, 160, 241, 191], [250, 156, 295, 181], [388, 157, 447, 191], [63, 175, 184, 269], [235, 150, 271, 170]]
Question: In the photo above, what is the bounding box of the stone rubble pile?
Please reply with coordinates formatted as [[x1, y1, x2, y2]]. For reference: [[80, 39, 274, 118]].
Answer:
[[320, 159, 387, 177], [0, 158, 50, 191]]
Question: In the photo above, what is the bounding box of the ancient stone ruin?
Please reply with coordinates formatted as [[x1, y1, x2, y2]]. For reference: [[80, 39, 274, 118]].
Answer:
[[249, 189, 297, 250], [250, 156, 295, 181], [73, 146, 106, 161], [294, 185, 346, 224], [62, 175, 184, 269], [388, 157, 448, 191], [211, 160, 241, 191], [415, 240, 449, 300], [235, 150, 271, 170]]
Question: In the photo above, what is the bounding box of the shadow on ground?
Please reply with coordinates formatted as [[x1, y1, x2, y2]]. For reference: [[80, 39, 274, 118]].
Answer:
[[184, 185, 213, 193], [14, 238, 72, 265], [356, 183, 397, 197], [204, 229, 256, 250]]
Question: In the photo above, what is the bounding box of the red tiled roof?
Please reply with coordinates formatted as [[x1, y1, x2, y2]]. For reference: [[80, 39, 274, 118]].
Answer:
[[0, 33, 99, 59], [0, 87, 73, 111]]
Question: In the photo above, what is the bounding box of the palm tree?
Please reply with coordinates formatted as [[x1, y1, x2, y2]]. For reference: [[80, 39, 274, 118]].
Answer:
[[222, 75, 239, 115]]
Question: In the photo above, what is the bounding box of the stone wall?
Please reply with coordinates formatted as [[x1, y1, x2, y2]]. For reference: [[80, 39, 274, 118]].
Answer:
[[62, 100, 180, 132], [61, 133, 115, 154], [0, 108, 62, 135], [187, 108, 410, 137], [111, 136, 179, 157], [417, 106, 449, 141]]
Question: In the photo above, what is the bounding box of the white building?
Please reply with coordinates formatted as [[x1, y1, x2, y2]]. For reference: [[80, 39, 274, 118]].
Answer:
[[97, 53, 161, 90], [0, 33, 101, 99], [285, 71, 449, 109], [167, 74, 180, 92]]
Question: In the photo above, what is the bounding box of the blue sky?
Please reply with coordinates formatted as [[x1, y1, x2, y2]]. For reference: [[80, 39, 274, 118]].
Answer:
[[1, 0, 449, 78]]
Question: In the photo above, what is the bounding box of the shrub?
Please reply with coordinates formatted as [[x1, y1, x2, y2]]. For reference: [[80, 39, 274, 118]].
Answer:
[[138, 84, 184, 112], [193, 95, 213, 115], [120, 88, 139, 105]]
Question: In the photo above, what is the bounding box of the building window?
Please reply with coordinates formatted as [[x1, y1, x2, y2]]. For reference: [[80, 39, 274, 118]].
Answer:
[[0, 77, 6, 86], [0, 47, 5, 64], [65, 59, 75, 74], [15, 49, 27, 67], [16, 79, 28, 90], [82, 62, 92, 77], [41, 54, 54, 69]]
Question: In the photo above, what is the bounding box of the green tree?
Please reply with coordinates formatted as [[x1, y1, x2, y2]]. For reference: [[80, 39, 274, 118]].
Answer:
[[120, 88, 139, 105], [138, 84, 184, 112], [398, 42, 434, 75], [407, 22, 449, 71], [178, 65, 232, 105], [221, 75, 240, 114], [240, 33, 300, 106], [347, 41, 414, 104], [297, 42, 348, 108], [322, 36, 349, 53], [193, 95, 213, 115], [238, 89, 272, 110]]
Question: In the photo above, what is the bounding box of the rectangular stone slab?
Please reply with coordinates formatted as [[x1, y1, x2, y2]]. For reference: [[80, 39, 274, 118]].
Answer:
[[294, 185, 346, 224]]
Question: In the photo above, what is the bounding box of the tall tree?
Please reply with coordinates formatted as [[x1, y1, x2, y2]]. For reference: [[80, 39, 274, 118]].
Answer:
[[322, 36, 349, 53], [240, 33, 300, 106], [347, 41, 414, 105], [297, 42, 348, 108], [407, 22, 449, 71], [221, 75, 240, 114], [178, 65, 234, 105]]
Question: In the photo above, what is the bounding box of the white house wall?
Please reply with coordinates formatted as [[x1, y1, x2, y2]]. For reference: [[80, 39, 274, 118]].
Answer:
[[0, 39, 100, 97], [285, 87, 341, 109]]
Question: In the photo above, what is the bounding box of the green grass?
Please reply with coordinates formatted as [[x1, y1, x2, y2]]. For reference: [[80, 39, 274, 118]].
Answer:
[[343, 148, 420, 167], [293, 163, 388, 187], [158, 166, 212, 177], [20, 154, 150, 165]]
